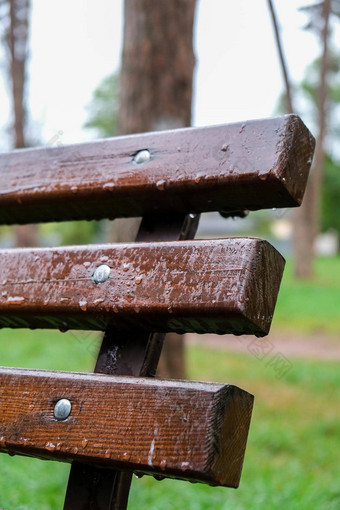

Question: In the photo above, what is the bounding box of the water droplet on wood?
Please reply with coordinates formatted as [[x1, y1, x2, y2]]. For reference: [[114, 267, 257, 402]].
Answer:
[[156, 179, 166, 190], [79, 299, 87, 311]]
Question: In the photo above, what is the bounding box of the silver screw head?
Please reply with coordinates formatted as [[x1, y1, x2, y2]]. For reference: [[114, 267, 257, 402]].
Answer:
[[54, 399, 71, 420], [92, 264, 111, 284], [133, 149, 151, 164]]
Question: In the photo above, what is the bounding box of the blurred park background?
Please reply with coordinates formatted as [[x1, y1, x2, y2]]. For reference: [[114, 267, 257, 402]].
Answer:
[[0, 0, 339, 508]]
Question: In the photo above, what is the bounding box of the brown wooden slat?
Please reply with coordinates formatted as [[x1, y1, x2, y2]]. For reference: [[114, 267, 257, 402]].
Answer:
[[0, 238, 285, 336], [0, 367, 254, 488], [0, 115, 314, 225]]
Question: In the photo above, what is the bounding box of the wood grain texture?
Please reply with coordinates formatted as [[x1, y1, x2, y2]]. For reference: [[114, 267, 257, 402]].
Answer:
[[0, 238, 285, 336], [0, 367, 254, 488], [0, 115, 314, 225]]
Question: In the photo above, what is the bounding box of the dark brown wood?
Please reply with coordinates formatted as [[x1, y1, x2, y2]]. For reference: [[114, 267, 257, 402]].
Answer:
[[63, 463, 117, 510], [64, 213, 199, 509], [0, 238, 284, 337], [0, 367, 254, 488], [0, 115, 315, 225]]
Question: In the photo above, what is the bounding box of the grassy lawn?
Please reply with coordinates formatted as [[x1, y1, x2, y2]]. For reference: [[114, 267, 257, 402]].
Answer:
[[0, 329, 339, 509], [272, 256, 340, 335]]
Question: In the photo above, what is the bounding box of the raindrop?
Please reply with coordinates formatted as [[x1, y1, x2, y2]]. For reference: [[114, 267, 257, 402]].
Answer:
[[45, 441, 56, 452], [154, 475, 165, 481], [103, 182, 115, 190], [181, 461, 189, 471], [7, 296, 25, 304], [79, 299, 88, 311], [94, 298, 104, 305], [156, 179, 166, 190]]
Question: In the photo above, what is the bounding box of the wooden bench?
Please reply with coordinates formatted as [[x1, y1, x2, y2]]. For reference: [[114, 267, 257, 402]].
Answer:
[[0, 114, 314, 509]]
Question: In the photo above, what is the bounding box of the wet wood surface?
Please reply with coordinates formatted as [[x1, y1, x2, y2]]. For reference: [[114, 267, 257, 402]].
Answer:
[[0, 115, 314, 225], [0, 367, 254, 488], [0, 238, 285, 337]]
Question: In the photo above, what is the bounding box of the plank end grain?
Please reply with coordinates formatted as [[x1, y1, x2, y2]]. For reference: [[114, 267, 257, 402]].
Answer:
[[273, 114, 315, 207], [208, 385, 254, 488]]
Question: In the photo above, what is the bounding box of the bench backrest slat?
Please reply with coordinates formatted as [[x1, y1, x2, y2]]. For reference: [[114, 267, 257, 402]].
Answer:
[[0, 115, 314, 225], [0, 238, 285, 336], [0, 367, 253, 488]]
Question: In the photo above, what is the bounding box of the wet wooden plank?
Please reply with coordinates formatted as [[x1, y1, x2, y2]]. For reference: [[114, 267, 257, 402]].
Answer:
[[0, 367, 254, 488], [0, 115, 314, 225], [0, 238, 285, 336]]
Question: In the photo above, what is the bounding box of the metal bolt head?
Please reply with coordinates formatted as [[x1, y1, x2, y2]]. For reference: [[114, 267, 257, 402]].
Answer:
[[92, 264, 110, 284], [133, 149, 151, 164], [54, 399, 71, 420]]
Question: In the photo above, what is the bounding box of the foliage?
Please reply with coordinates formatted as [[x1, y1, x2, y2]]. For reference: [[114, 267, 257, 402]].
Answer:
[[84, 72, 120, 138], [276, 51, 340, 238], [300, 51, 340, 135], [273, 256, 340, 334], [39, 219, 106, 247], [322, 155, 340, 236]]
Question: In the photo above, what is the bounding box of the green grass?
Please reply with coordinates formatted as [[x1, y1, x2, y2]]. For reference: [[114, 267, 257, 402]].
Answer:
[[0, 330, 339, 509], [272, 256, 340, 335]]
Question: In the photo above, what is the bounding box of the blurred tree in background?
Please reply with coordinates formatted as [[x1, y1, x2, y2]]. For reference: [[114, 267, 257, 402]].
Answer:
[[0, 0, 38, 247], [300, 53, 340, 243], [268, 0, 340, 278], [84, 72, 119, 138], [275, 51, 340, 247]]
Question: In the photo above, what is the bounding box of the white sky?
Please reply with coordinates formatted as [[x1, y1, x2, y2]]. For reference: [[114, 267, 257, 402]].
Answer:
[[0, 0, 336, 150]]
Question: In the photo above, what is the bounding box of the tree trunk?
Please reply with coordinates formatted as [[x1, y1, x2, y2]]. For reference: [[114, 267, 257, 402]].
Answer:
[[292, 0, 330, 279], [8, 0, 30, 149], [267, 0, 294, 114], [5, 0, 37, 247], [118, 0, 196, 135], [116, 0, 197, 378], [268, 0, 331, 279]]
